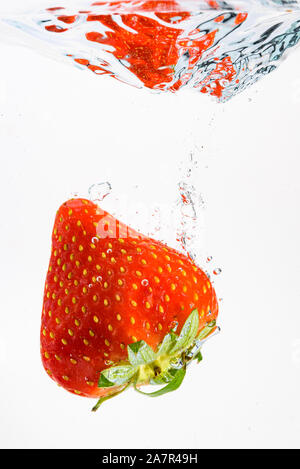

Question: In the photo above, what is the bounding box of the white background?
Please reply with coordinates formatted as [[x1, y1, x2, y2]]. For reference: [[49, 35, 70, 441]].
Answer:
[[0, 1, 300, 450]]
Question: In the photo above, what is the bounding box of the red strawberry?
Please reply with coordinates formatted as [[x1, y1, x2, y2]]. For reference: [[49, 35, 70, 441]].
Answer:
[[43, 2, 249, 96], [41, 198, 219, 409]]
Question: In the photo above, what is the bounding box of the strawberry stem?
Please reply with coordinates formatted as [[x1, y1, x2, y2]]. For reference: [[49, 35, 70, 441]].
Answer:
[[91, 383, 131, 412]]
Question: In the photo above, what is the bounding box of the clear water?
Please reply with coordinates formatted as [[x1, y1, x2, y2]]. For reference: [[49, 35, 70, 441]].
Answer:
[[1, 0, 300, 101]]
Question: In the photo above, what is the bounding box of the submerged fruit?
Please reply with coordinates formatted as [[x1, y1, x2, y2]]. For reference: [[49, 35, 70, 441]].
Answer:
[[40, 198, 219, 409], [41, 1, 245, 97]]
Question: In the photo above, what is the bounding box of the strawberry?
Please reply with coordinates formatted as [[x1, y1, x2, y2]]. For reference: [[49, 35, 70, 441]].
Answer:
[[42, 1, 250, 96], [41, 198, 219, 410], [85, 12, 189, 89]]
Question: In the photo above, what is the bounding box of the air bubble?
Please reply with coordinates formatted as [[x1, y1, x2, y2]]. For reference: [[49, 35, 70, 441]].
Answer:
[[213, 268, 222, 275]]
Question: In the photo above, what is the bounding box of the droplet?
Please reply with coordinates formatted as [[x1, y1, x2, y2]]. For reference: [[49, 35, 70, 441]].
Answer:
[[91, 237, 99, 244], [141, 279, 149, 287], [206, 256, 213, 262], [104, 360, 114, 366]]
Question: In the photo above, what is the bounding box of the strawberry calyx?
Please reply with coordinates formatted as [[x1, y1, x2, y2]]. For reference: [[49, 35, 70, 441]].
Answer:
[[92, 309, 217, 411]]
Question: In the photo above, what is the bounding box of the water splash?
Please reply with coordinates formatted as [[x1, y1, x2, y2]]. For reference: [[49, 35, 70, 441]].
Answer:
[[88, 181, 112, 202], [87, 148, 209, 266], [1, 1, 300, 100]]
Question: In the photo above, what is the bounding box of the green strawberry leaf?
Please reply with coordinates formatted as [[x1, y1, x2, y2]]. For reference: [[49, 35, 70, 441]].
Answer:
[[98, 373, 115, 388], [195, 351, 203, 363], [171, 309, 199, 354], [157, 331, 178, 356], [127, 340, 157, 366], [134, 367, 186, 397], [128, 341, 142, 354], [101, 365, 137, 386]]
